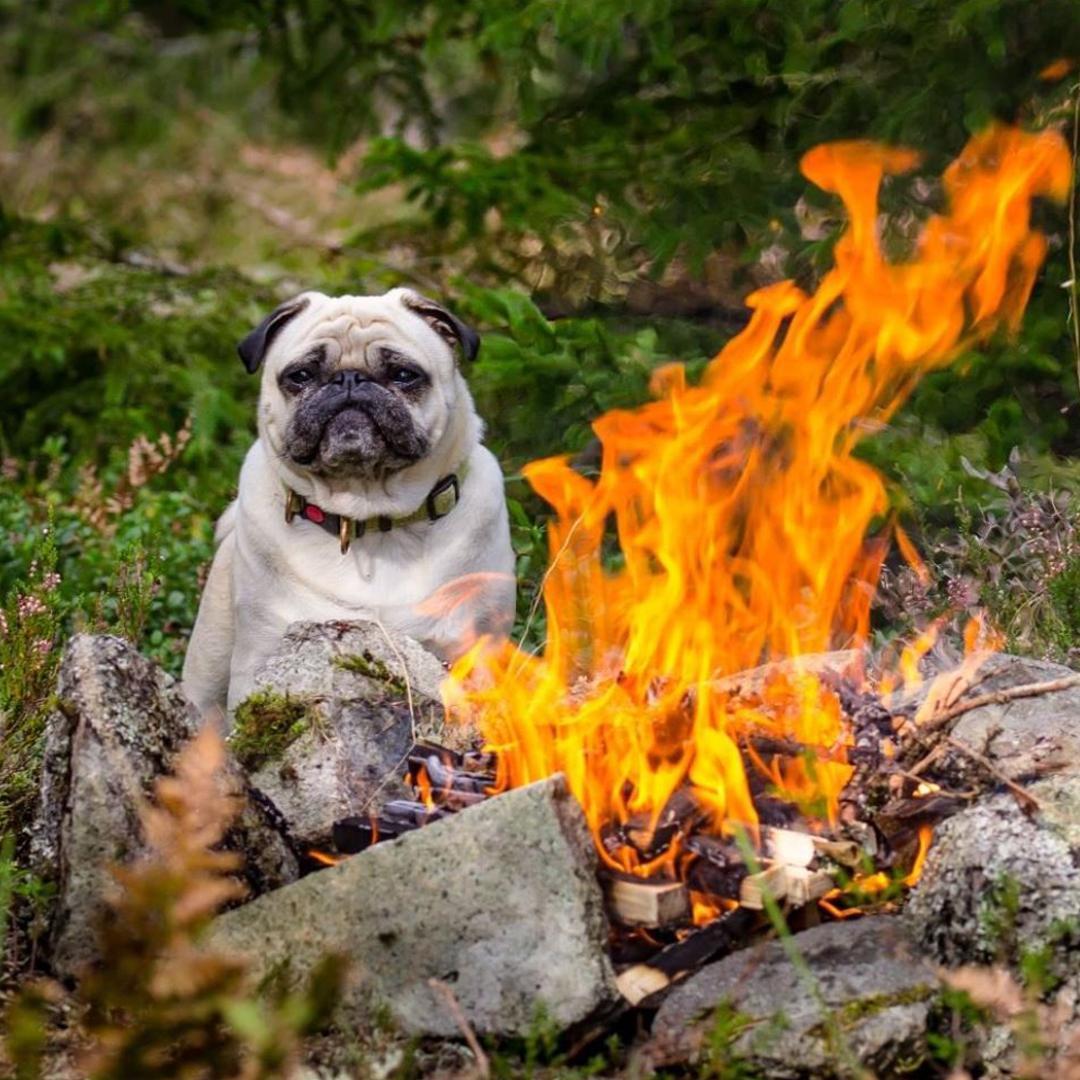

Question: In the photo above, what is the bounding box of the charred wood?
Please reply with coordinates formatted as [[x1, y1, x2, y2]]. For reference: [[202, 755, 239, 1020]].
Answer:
[[615, 907, 762, 1005]]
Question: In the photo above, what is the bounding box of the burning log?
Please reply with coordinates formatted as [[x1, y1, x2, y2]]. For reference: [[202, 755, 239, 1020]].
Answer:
[[873, 792, 967, 855], [762, 826, 816, 867], [406, 746, 493, 798], [684, 836, 748, 901], [332, 800, 452, 854]]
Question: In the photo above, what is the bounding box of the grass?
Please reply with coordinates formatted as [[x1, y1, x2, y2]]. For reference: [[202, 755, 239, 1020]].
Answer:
[[334, 653, 409, 697]]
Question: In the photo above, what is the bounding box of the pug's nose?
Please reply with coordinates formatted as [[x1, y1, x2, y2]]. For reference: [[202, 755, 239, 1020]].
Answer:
[[330, 369, 372, 398]]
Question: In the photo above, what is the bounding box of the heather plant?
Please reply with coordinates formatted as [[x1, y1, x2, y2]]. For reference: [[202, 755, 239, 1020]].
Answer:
[[875, 451, 1080, 663], [0, 528, 65, 834]]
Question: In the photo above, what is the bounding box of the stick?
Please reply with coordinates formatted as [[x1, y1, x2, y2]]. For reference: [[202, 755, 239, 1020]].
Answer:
[[428, 977, 490, 1078], [918, 675, 1080, 735], [943, 736, 1041, 817], [742, 734, 850, 763]]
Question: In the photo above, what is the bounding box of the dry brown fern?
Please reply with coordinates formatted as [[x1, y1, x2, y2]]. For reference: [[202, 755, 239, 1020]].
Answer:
[[944, 966, 1080, 1080], [75, 417, 192, 535], [75, 725, 344, 1080]]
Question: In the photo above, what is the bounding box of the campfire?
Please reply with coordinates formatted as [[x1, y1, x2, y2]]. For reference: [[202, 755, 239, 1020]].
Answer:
[[326, 124, 1071, 995]]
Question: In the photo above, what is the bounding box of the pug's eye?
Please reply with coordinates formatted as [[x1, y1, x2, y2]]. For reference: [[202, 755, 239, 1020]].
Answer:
[[388, 365, 425, 389], [284, 366, 315, 390]]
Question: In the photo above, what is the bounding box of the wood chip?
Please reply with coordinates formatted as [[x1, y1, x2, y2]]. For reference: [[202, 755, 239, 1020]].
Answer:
[[784, 867, 835, 906], [763, 826, 816, 868], [616, 963, 671, 1005], [606, 878, 690, 928], [738, 864, 789, 909]]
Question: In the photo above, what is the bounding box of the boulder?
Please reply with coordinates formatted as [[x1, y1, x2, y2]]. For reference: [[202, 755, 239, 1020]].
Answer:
[[649, 918, 938, 1078], [31, 634, 298, 977], [904, 774, 1080, 973], [207, 775, 620, 1037], [238, 621, 453, 850]]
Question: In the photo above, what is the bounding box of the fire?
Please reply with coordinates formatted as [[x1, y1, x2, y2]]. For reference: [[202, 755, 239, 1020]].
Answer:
[[444, 126, 1070, 889]]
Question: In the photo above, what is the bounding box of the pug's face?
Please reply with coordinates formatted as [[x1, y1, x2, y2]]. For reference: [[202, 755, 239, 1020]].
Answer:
[[239, 289, 480, 482]]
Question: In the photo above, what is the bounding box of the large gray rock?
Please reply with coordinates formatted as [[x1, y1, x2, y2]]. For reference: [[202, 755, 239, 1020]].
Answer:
[[904, 774, 1080, 972], [239, 621, 451, 849], [208, 775, 619, 1037], [651, 918, 938, 1079], [31, 635, 298, 977]]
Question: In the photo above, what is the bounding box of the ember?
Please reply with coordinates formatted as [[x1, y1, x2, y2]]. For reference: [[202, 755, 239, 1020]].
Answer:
[[435, 125, 1071, 914]]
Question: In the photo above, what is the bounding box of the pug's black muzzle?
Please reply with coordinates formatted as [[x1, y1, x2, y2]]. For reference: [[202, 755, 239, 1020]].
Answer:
[[285, 374, 429, 475]]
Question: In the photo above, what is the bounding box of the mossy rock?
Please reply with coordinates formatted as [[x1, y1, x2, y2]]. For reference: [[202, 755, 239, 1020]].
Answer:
[[230, 690, 319, 772]]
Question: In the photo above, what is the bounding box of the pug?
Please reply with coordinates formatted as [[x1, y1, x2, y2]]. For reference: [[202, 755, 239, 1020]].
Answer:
[[181, 288, 516, 713]]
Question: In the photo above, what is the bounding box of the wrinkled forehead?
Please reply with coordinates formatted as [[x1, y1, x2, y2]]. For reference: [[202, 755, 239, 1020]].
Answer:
[[271, 294, 445, 367]]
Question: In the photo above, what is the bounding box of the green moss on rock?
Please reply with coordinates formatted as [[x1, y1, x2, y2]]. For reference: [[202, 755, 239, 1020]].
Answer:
[[334, 651, 408, 696], [230, 691, 318, 772]]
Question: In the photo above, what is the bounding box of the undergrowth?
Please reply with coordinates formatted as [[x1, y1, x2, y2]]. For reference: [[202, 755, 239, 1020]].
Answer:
[[1, 726, 346, 1079]]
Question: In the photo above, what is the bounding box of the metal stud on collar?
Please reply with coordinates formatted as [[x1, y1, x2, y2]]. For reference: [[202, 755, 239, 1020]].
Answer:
[[285, 489, 302, 524], [339, 515, 353, 555]]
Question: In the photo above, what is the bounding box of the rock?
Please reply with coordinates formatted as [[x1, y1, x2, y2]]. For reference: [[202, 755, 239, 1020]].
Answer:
[[650, 918, 938, 1079], [904, 775, 1080, 972], [31, 635, 299, 977], [252, 620, 447, 705], [238, 621, 451, 849], [207, 775, 619, 1037], [933, 654, 1080, 782]]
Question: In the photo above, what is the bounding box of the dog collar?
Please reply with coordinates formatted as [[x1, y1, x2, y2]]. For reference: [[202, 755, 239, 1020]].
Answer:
[[284, 464, 468, 555]]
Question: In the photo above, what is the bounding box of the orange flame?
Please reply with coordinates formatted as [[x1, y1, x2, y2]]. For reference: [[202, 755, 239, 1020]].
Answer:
[[445, 125, 1069, 882], [307, 849, 345, 867]]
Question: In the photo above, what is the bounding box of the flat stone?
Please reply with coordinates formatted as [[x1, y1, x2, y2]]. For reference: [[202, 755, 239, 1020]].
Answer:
[[31, 634, 298, 977], [207, 775, 619, 1037], [651, 918, 938, 1079], [241, 621, 452, 849]]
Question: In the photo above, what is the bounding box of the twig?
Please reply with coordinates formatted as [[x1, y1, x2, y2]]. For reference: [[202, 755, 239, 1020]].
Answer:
[[943, 736, 1040, 817], [355, 616, 419, 815], [906, 742, 945, 778], [510, 511, 587, 675], [741, 733, 849, 763], [893, 770, 978, 800], [918, 674, 1080, 735], [428, 977, 490, 1078]]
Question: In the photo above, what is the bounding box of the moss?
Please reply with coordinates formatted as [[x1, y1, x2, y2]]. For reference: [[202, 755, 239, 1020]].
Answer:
[[334, 651, 408, 696], [229, 691, 318, 772], [824, 985, 938, 1032]]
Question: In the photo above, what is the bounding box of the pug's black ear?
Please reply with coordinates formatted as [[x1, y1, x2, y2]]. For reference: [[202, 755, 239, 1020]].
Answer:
[[400, 292, 480, 362], [237, 296, 310, 374]]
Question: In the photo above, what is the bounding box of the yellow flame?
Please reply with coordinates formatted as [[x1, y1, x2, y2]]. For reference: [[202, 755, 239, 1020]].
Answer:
[[444, 125, 1070, 898]]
